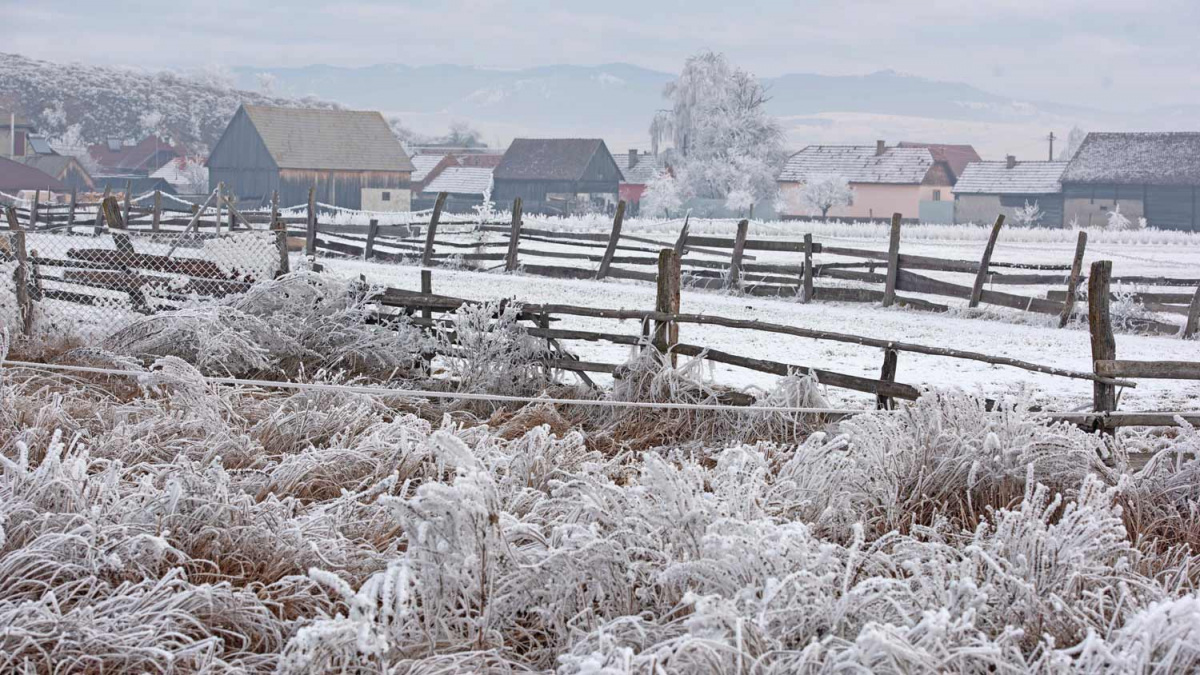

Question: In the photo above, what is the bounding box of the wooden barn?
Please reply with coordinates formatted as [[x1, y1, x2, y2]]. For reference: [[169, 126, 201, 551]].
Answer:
[[953, 156, 1067, 226], [18, 155, 95, 193], [492, 139, 621, 215], [1060, 132, 1200, 230], [206, 105, 415, 210]]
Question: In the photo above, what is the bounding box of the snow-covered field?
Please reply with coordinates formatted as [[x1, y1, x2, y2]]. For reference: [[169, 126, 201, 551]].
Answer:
[[315, 216, 1200, 414], [5, 271, 1200, 672]]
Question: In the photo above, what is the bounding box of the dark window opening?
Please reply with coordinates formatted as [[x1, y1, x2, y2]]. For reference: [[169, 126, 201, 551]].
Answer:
[[932, 190, 942, 202], [382, 191, 391, 202]]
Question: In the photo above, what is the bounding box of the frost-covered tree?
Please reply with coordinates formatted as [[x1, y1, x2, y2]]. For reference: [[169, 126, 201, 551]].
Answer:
[[1106, 203, 1132, 230], [641, 169, 685, 218], [1012, 199, 1044, 227], [650, 51, 785, 207], [799, 174, 855, 217], [256, 72, 278, 95], [1058, 125, 1087, 160]]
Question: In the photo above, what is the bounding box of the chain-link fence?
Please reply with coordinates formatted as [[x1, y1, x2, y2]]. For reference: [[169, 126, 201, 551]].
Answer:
[[1, 226, 285, 337]]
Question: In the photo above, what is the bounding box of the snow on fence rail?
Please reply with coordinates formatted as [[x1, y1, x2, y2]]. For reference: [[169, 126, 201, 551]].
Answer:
[[2, 200, 284, 334], [374, 251, 1199, 429]]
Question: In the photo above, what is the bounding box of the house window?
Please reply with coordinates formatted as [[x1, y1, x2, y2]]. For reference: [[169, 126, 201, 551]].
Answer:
[[932, 190, 942, 202], [381, 191, 391, 202]]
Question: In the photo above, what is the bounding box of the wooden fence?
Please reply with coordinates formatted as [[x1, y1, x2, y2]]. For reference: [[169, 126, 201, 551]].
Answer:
[[375, 251, 1200, 429]]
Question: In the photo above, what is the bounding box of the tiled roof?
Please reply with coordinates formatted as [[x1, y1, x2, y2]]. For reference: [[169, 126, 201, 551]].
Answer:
[[494, 139, 609, 181], [239, 105, 415, 173], [87, 135, 182, 173], [953, 161, 1068, 195], [410, 154, 447, 183], [778, 145, 934, 184], [423, 167, 494, 195], [1061, 132, 1200, 186], [897, 142, 981, 181], [0, 156, 67, 192], [615, 151, 665, 185]]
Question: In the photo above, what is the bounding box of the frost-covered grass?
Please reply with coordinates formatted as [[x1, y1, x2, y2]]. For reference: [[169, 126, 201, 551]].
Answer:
[[4, 275, 1200, 672]]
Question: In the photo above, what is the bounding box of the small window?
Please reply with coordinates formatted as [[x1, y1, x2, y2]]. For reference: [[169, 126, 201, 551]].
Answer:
[[381, 191, 391, 202], [932, 190, 942, 202]]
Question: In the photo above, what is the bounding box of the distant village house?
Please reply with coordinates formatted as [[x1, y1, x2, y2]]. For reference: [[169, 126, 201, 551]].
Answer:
[[87, 135, 183, 177], [1060, 132, 1200, 230], [778, 141, 974, 222], [616, 149, 667, 215], [492, 139, 621, 215], [206, 105, 414, 210], [953, 156, 1067, 227]]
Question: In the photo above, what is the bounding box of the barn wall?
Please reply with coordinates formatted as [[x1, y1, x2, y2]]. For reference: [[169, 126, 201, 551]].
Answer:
[[279, 169, 411, 211], [208, 108, 280, 205], [1063, 184, 1145, 228], [493, 179, 618, 214]]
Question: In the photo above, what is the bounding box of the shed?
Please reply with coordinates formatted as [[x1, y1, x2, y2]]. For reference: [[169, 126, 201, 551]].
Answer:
[[953, 158, 1067, 226], [206, 105, 415, 211], [1060, 132, 1200, 230], [418, 166, 495, 213], [492, 139, 621, 215]]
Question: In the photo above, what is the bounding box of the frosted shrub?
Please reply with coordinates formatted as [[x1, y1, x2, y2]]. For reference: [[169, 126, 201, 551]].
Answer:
[[436, 300, 549, 395]]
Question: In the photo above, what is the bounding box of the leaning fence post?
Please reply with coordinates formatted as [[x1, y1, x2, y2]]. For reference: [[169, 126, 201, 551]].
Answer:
[[1088, 260, 1117, 433], [1184, 284, 1200, 339], [272, 218, 290, 277], [969, 214, 1005, 308], [423, 191, 447, 267], [505, 197, 523, 272], [364, 218, 379, 260], [1059, 230, 1088, 328], [877, 347, 898, 410], [882, 213, 902, 307], [30, 190, 39, 229], [305, 186, 317, 256], [596, 199, 625, 279], [421, 269, 432, 321], [654, 248, 681, 366], [727, 218, 749, 289], [122, 180, 132, 226], [802, 233, 815, 303], [10, 221, 33, 336], [673, 216, 690, 257], [67, 188, 77, 227]]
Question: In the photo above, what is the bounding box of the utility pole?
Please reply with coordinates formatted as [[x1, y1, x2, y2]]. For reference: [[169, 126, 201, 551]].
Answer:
[[1047, 131, 1057, 161]]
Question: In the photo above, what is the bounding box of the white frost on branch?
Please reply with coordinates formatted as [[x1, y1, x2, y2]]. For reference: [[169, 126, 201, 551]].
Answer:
[[799, 174, 855, 217]]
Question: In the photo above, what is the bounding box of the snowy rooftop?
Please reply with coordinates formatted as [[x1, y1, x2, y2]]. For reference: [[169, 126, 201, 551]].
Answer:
[[239, 105, 415, 173], [150, 158, 208, 190], [422, 166, 493, 195], [953, 161, 1067, 195], [779, 146, 934, 184], [615, 151, 666, 185], [1061, 132, 1200, 186], [410, 154, 447, 183]]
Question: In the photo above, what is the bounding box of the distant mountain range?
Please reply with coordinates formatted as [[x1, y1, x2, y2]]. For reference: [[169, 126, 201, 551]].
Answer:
[[230, 62, 1158, 158]]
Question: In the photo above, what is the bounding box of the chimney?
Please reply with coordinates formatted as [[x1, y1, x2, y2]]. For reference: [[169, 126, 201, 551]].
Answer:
[[875, 140, 886, 156], [1006, 155, 1017, 169], [628, 149, 639, 169]]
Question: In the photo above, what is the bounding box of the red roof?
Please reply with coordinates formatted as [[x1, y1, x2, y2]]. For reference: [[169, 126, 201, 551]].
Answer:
[[0, 156, 67, 192], [87, 135, 185, 173], [898, 142, 981, 182]]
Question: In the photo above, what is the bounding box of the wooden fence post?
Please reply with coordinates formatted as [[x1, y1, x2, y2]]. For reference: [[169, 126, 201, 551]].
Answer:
[[505, 197, 523, 272], [654, 248, 681, 365], [94, 186, 110, 232], [365, 218, 379, 260], [882, 213, 902, 307], [673, 216, 690, 257], [1088, 260, 1117, 432], [10, 222, 33, 336], [67, 188, 77, 227], [122, 180, 132, 227], [271, 219, 289, 277], [1184, 285, 1200, 339], [877, 347, 898, 410], [802, 233, 814, 303], [226, 192, 236, 231], [595, 199, 625, 279], [151, 189, 161, 231], [305, 186, 317, 256], [423, 191, 447, 267], [30, 190, 39, 229], [215, 183, 224, 234], [271, 190, 280, 228], [1059, 230, 1088, 328], [421, 270, 432, 321], [969, 214, 1005, 308], [727, 218, 749, 288]]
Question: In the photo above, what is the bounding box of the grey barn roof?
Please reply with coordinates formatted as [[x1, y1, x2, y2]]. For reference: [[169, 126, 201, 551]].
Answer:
[[1061, 132, 1200, 186], [954, 161, 1068, 195], [779, 145, 934, 184], [494, 139, 610, 181], [240, 105, 415, 173]]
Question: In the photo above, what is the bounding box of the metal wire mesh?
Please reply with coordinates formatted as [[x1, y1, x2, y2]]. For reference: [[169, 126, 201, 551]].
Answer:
[[3, 226, 284, 334]]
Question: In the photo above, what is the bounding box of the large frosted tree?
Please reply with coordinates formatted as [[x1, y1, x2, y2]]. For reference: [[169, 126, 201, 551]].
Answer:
[[651, 51, 786, 208]]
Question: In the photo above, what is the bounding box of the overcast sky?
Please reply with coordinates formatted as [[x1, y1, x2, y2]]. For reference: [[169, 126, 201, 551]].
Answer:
[[6, 0, 1199, 110]]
